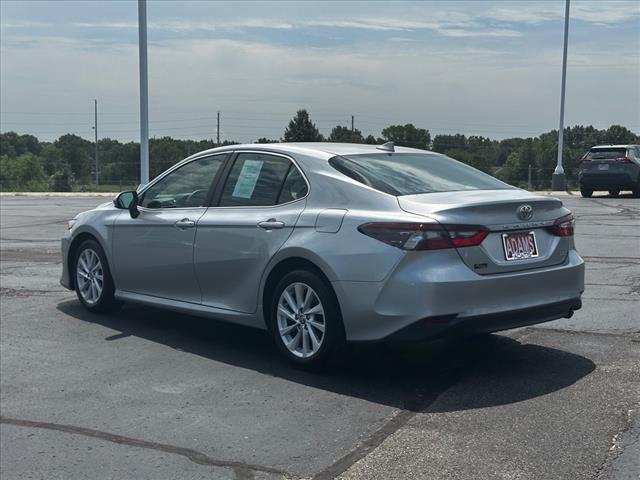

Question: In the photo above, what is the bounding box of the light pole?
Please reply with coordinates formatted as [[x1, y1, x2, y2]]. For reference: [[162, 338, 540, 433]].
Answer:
[[93, 99, 98, 186], [138, 0, 149, 186], [552, 0, 570, 191]]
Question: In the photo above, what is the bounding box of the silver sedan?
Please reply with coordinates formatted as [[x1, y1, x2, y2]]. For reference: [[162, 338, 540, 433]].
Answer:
[[61, 143, 585, 368]]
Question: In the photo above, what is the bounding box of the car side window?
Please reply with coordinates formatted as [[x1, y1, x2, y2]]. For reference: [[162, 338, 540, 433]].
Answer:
[[140, 155, 226, 209], [278, 165, 308, 204], [219, 153, 304, 207]]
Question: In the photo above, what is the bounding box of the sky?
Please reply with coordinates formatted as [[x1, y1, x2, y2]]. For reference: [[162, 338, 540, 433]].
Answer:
[[1, 0, 639, 143]]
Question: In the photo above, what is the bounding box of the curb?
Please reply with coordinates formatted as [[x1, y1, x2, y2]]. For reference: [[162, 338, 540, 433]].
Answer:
[[0, 192, 116, 197]]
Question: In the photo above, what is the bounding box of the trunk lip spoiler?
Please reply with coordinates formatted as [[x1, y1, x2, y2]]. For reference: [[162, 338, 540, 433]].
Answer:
[[482, 220, 556, 232]]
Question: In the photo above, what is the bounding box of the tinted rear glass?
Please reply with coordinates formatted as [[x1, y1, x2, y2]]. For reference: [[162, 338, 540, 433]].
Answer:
[[329, 153, 512, 196], [588, 148, 627, 160]]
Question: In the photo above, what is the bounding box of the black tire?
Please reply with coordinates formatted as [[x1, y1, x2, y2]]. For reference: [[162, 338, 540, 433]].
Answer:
[[608, 190, 620, 197], [580, 187, 593, 198], [633, 182, 640, 198], [269, 269, 346, 370], [73, 239, 121, 313]]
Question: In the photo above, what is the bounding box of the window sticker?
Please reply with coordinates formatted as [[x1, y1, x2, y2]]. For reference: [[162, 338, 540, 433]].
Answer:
[[232, 159, 264, 199]]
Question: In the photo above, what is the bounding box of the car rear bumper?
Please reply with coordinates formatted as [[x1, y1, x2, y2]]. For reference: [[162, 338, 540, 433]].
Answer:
[[332, 249, 585, 342], [384, 297, 581, 341], [579, 170, 639, 189]]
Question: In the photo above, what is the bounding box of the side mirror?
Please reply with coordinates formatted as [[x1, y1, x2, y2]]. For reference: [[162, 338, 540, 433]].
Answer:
[[114, 191, 140, 218]]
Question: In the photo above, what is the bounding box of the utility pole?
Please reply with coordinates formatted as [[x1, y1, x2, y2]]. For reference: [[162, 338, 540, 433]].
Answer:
[[138, 0, 149, 185], [216, 111, 220, 146], [94, 99, 98, 186], [552, 0, 570, 191], [351, 115, 354, 141]]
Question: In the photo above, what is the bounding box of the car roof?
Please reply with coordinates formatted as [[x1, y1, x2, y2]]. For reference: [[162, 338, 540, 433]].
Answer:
[[590, 144, 638, 149], [191, 142, 434, 160]]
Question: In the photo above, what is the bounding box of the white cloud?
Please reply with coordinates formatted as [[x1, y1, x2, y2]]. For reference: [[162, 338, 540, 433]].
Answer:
[[2, 33, 638, 143], [439, 28, 522, 38], [571, 1, 640, 24], [71, 16, 521, 38], [73, 21, 137, 29], [2, 1, 639, 142], [72, 19, 295, 32], [486, 1, 640, 25], [0, 21, 50, 28]]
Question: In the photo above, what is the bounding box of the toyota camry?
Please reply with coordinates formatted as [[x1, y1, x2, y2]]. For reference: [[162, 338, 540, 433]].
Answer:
[[61, 142, 585, 368]]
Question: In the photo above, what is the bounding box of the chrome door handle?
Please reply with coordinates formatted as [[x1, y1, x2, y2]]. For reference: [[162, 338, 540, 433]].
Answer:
[[175, 218, 196, 229], [258, 219, 285, 230]]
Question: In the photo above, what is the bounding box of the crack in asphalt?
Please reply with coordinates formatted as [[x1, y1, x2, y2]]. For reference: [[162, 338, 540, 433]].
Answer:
[[311, 409, 424, 480], [314, 327, 638, 480], [310, 381, 457, 480], [0, 287, 64, 297], [583, 297, 640, 302], [312, 330, 538, 480], [0, 219, 68, 230], [0, 416, 290, 480], [529, 326, 640, 338], [593, 405, 640, 479], [0, 262, 61, 272], [1, 237, 61, 242], [583, 197, 640, 212], [581, 257, 640, 265]]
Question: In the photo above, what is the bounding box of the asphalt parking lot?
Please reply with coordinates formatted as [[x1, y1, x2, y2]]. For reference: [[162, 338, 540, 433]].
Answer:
[[1, 193, 638, 480]]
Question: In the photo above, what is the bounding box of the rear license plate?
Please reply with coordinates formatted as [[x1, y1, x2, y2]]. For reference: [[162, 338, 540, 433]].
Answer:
[[598, 163, 609, 170], [502, 231, 539, 261]]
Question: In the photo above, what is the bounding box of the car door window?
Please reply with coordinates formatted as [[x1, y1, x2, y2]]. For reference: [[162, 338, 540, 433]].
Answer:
[[219, 153, 304, 207], [140, 155, 226, 209]]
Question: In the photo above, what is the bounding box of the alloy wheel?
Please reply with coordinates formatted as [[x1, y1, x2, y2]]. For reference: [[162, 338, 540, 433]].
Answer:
[[76, 248, 104, 305], [277, 282, 326, 358]]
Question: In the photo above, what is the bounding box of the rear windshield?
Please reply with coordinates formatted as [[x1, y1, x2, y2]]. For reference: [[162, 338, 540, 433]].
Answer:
[[587, 148, 627, 160], [329, 153, 512, 196]]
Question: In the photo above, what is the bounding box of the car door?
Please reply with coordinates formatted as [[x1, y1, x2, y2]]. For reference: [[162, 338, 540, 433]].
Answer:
[[194, 151, 308, 313], [112, 153, 228, 303]]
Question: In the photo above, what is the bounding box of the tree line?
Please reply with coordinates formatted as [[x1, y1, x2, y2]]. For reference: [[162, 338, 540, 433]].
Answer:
[[1, 109, 637, 191]]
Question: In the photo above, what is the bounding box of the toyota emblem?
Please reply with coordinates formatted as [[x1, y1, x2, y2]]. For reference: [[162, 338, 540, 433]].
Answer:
[[517, 204, 533, 220]]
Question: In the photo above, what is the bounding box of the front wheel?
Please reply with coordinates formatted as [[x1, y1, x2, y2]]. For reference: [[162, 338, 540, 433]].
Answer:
[[580, 187, 593, 198], [270, 270, 345, 369], [74, 239, 121, 313]]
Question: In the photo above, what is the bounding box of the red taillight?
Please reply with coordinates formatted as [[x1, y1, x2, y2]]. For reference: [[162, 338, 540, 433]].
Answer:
[[615, 157, 633, 163], [357, 223, 488, 250], [552, 214, 575, 237]]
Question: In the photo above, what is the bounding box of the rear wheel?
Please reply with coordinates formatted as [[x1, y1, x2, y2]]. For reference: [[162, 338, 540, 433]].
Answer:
[[608, 190, 620, 197], [74, 239, 121, 313], [270, 270, 345, 369], [580, 187, 593, 198], [633, 181, 640, 198]]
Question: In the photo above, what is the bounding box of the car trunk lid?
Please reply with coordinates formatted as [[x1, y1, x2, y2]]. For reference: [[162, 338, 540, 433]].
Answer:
[[398, 189, 571, 274]]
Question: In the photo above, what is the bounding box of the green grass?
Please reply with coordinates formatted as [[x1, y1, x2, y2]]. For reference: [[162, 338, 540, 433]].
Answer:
[[74, 183, 137, 193]]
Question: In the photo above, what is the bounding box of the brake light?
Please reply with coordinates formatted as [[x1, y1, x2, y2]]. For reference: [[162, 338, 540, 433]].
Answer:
[[552, 214, 575, 237], [357, 223, 488, 250], [615, 157, 633, 163]]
